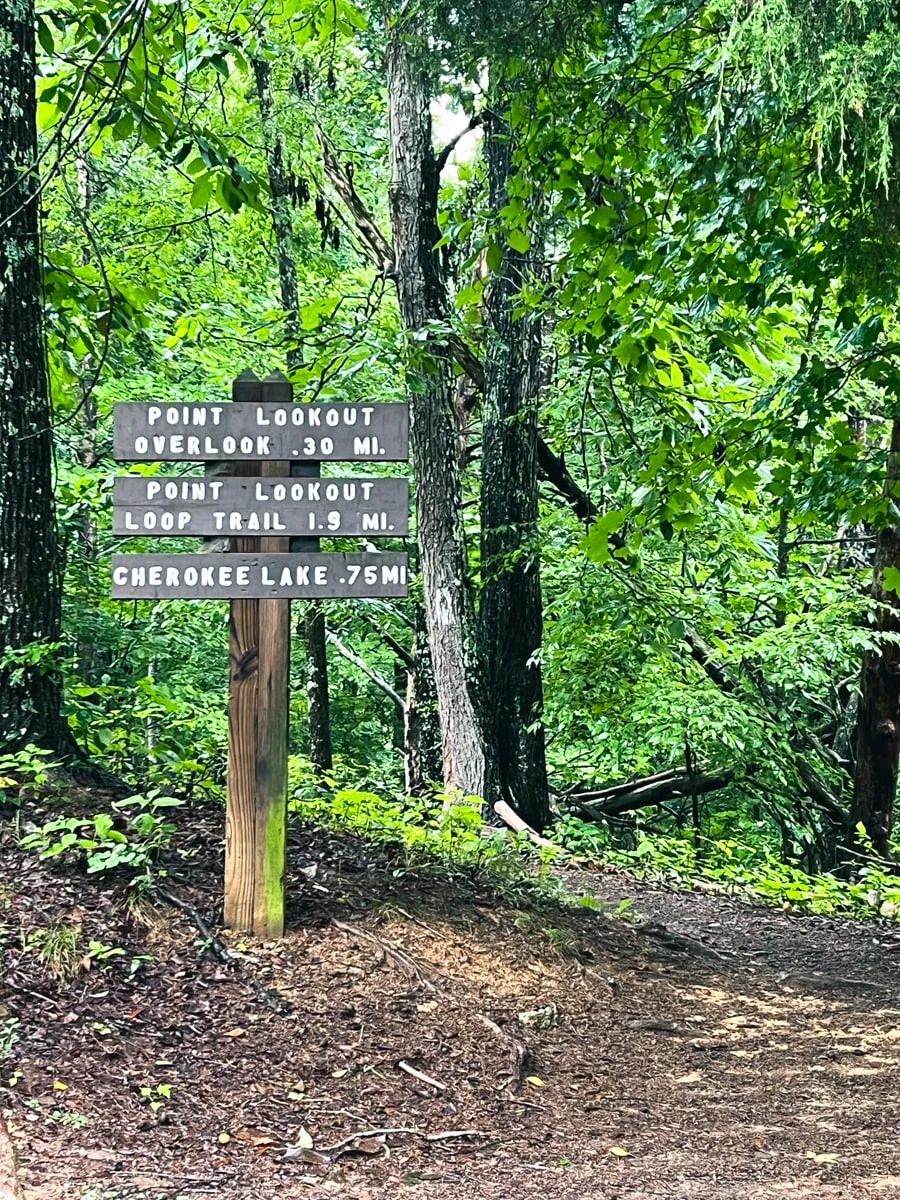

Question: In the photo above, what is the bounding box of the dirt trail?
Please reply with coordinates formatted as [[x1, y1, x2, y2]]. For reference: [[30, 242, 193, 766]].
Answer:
[[2, 809, 900, 1200]]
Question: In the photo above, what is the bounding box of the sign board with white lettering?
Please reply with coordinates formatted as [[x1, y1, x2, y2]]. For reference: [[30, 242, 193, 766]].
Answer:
[[112, 476, 409, 537], [111, 552, 409, 599], [113, 402, 408, 462]]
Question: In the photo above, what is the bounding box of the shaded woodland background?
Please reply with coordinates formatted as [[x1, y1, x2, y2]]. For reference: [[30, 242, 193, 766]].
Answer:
[[6, 0, 900, 909]]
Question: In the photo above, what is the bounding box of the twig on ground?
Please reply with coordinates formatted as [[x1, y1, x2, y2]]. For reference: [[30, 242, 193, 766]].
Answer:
[[4, 982, 62, 1009], [476, 1013, 528, 1091], [153, 886, 285, 1011], [332, 919, 437, 993], [397, 1060, 448, 1091], [315, 1126, 478, 1155]]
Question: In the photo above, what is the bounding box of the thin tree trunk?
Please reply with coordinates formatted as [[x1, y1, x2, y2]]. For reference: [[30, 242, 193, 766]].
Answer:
[[479, 99, 549, 829], [252, 51, 333, 774], [73, 154, 98, 682], [0, 0, 70, 754], [852, 416, 900, 857], [304, 602, 333, 772], [405, 605, 442, 793], [386, 12, 486, 796]]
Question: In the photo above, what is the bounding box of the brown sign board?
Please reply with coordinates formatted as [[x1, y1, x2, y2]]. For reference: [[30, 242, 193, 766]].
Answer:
[[113, 476, 409, 537], [113, 402, 408, 462], [111, 552, 408, 599]]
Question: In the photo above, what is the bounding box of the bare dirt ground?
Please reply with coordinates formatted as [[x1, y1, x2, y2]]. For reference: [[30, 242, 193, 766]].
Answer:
[[3, 799, 900, 1200]]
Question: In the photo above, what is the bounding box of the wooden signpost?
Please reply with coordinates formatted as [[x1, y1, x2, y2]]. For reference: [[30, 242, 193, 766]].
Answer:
[[111, 372, 410, 938]]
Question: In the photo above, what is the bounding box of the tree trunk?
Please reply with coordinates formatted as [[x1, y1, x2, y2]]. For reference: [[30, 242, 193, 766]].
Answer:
[[304, 601, 333, 773], [252, 52, 333, 775], [852, 416, 900, 857], [404, 604, 442, 793], [479, 99, 549, 829], [0, 0, 70, 754], [386, 13, 487, 796], [74, 154, 98, 683]]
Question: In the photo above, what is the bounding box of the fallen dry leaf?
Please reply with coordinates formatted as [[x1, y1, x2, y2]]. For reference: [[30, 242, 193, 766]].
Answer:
[[232, 1127, 277, 1147]]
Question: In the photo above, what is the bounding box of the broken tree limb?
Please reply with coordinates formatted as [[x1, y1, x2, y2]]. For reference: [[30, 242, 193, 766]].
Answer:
[[318, 131, 394, 273], [494, 800, 569, 854], [567, 766, 683, 803], [571, 767, 737, 817]]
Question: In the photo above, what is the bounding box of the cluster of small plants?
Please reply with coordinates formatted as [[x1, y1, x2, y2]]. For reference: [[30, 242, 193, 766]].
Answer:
[[20, 790, 182, 882], [0, 744, 57, 806], [289, 758, 559, 893], [556, 813, 900, 923]]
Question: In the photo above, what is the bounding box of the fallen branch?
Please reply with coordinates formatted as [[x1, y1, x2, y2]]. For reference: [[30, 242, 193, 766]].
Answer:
[[494, 800, 569, 855], [313, 1126, 479, 1155], [571, 767, 737, 817], [327, 632, 406, 713], [154, 886, 284, 1011], [567, 766, 683, 802], [318, 131, 394, 273], [331, 919, 436, 993], [398, 1060, 448, 1091], [476, 1013, 528, 1091]]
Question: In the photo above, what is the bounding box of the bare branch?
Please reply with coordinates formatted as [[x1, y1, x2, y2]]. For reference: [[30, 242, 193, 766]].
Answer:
[[327, 633, 405, 712], [434, 115, 484, 174]]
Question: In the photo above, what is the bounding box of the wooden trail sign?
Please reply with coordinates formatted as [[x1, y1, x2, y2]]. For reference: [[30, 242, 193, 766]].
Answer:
[[111, 552, 409, 598], [112, 475, 409, 537], [109, 371, 411, 940], [113, 401, 408, 462]]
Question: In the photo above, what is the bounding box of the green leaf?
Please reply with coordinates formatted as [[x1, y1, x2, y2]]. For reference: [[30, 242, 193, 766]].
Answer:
[[508, 229, 531, 254], [486, 243, 503, 272]]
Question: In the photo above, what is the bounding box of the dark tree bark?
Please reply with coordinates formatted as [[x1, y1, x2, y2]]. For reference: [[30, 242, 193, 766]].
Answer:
[[852, 416, 900, 857], [252, 52, 333, 775], [479, 100, 549, 829], [0, 1, 70, 753], [304, 601, 333, 773], [404, 605, 442, 793], [386, 12, 487, 795]]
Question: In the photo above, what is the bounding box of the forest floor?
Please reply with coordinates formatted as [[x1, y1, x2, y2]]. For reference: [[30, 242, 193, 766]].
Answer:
[[3, 795, 900, 1200]]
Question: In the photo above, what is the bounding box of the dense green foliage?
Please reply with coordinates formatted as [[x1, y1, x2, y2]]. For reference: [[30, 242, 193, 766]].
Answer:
[[9, 0, 900, 902]]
